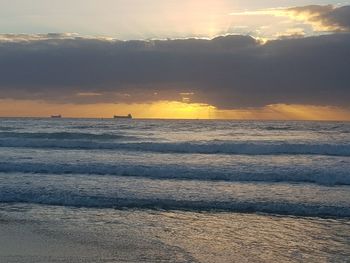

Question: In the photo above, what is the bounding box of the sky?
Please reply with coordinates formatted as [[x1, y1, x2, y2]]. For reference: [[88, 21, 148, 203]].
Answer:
[[0, 0, 350, 119], [1, 0, 348, 39]]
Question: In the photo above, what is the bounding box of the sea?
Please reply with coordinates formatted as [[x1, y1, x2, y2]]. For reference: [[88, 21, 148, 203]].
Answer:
[[0, 118, 349, 262]]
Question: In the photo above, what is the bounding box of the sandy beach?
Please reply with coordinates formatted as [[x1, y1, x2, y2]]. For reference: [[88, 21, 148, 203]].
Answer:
[[0, 216, 114, 263], [1, 203, 350, 263]]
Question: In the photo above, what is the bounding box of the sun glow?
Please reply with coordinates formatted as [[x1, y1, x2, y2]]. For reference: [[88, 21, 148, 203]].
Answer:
[[0, 100, 216, 119], [0, 99, 349, 121], [146, 101, 216, 119]]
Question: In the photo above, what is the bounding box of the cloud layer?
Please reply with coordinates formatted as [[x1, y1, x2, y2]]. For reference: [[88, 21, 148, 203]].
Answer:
[[288, 5, 350, 31], [0, 31, 349, 109]]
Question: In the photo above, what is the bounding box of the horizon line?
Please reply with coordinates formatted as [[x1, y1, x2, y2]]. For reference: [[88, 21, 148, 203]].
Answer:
[[0, 116, 349, 122]]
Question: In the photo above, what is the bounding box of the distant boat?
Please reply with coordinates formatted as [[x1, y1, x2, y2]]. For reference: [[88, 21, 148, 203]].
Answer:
[[114, 114, 132, 119], [51, 115, 62, 118]]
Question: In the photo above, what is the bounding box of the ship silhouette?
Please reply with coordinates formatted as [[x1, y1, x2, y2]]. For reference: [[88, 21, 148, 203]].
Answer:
[[114, 114, 132, 119]]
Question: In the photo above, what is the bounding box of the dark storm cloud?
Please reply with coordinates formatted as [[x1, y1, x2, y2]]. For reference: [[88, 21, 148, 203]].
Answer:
[[288, 5, 350, 31], [0, 32, 349, 109]]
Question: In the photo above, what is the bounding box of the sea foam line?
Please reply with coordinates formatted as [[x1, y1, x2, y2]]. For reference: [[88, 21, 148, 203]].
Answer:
[[0, 138, 350, 156], [1, 193, 349, 218], [0, 162, 349, 185]]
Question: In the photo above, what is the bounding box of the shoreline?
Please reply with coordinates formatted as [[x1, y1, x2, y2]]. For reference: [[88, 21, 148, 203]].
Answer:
[[1, 203, 350, 263]]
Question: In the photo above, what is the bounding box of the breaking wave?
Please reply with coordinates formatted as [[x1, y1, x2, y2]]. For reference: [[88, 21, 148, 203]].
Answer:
[[0, 162, 349, 185], [0, 132, 138, 141], [1, 192, 349, 218], [0, 138, 350, 156]]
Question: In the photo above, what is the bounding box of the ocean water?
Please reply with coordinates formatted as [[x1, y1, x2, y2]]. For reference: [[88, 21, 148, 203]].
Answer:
[[0, 118, 349, 262]]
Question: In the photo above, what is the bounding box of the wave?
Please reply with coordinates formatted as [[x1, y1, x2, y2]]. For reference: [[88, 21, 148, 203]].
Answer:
[[0, 127, 15, 131], [0, 162, 349, 186], [0, 138, 349, 156], [0, 132, 137, 140], [1, 193, 349, 218], [264, 126, 294, 131]]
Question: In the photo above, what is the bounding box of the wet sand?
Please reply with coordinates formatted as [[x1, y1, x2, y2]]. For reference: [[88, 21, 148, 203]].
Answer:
[[0, 219, 113, 263], [1, 203, 350, 263]]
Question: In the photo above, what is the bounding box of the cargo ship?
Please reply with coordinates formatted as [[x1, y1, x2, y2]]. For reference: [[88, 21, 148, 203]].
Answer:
[[51, 115, 62, 118], [113, 114, 132, 119]]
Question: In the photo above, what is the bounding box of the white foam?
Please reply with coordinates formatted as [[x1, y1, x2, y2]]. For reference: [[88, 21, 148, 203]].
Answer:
[[0, 161, 349, 185], [1, 138, 350, 156]]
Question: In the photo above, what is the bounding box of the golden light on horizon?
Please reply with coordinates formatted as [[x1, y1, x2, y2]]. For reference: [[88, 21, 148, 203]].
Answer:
[[0, 99, 349, 121], [0, 100, 216, 119]]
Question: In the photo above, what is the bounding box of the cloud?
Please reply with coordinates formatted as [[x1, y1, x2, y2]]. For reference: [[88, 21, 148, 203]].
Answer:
[[230, 5, 350, 34], [287, 5, 350, 32], [0, 32, 349, 109]]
